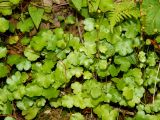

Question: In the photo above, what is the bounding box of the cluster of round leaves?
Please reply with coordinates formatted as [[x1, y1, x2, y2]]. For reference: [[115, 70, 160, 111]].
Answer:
[[0, 17, 159, 120]]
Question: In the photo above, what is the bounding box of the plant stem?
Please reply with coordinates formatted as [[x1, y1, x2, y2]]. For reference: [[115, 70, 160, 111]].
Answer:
[[153, 62, 160, 103]]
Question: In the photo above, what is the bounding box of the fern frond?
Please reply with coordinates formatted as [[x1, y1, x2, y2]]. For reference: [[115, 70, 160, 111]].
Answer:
[[108, 0, 139, 31], [142, 0, 160, 35]]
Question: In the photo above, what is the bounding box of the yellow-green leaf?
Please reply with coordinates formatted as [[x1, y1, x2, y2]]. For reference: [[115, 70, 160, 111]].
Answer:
[[28, 6, 44, 29]]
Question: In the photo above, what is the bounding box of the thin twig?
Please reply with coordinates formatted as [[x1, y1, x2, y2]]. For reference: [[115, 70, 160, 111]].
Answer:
[[30, 2, 69, 8], [59, 60, 68, 82], [90, 108, 93, 118], [30, 2, 44, 8], [153, 62, 160, 103], [12, 102, 18, 120], [76, 15, 83, 43], [54, 3, 69, 7], [118, 108, 135, 116]]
